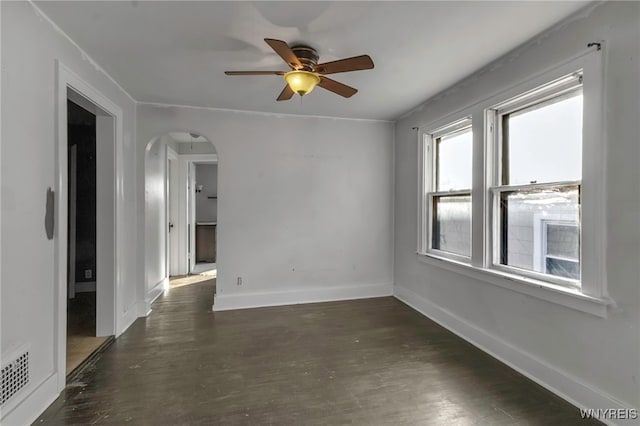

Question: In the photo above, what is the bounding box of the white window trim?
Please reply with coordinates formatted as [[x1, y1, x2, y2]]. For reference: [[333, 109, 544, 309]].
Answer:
[[419, 117, 472, 262], [416, 46, 613, 317], [416, 253, 609, 317]]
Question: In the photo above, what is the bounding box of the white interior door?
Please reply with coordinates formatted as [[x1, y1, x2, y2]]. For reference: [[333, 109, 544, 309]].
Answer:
[[168, 154, 180, 276], [166, 147, 178, 277], [67, 145, 77, 299], [188, 162, 196, 273]]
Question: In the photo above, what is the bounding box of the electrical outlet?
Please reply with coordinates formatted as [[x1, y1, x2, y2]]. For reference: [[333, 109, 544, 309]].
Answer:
[[236, 277, 242, 286], [84, 269, 93, 279]]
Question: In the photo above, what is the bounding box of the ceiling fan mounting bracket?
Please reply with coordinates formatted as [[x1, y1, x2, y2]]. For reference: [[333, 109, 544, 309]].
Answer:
[[290, 45, 319, 71]]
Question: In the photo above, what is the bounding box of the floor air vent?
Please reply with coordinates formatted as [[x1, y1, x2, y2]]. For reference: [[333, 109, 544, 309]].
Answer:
[[1, 351, 29, 405]]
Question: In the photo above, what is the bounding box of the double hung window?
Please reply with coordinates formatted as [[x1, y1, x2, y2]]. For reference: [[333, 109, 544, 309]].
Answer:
[[417, 49, 607, 315], [421, 118, 472, 260], [489, 73, 583, 287]]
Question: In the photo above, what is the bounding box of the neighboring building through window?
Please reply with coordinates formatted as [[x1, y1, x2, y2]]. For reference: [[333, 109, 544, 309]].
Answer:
[[543, 221, 580, 279]]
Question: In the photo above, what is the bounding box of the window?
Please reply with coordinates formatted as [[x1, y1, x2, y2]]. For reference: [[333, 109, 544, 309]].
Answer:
[[490, 73, 583, 288], [416, 48, 608, 315], [420, 118, 472, 260], [543, 221, 580, 279]]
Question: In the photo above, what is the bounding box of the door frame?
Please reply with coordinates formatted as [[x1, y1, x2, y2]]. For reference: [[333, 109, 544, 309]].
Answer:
[[166, 146, 179, 277], [55, 61, 123, 392], [180, 154, 218, 273], [67, 144, 77, 300]]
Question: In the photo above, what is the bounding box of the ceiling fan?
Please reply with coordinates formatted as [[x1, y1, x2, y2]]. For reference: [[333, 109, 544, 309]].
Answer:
[[225, 38, 374, 101]]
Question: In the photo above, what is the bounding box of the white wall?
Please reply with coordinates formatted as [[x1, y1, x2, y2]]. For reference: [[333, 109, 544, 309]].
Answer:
[[195, 164, 218, 222], [145, 135, 170, 293], [0, 3, 138, 424], [394, 1, 639, 420], [137, 105, 395, 310], [178, 141, 216, 155]]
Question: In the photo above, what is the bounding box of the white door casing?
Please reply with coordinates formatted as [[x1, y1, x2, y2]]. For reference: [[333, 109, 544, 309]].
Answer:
[[167, 147, 179, 276], [56, 61, 123, 392]]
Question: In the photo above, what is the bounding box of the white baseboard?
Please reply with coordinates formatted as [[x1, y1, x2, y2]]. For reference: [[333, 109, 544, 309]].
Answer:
[[213, 282, 393, 311], [1, 372, 58, 426], [144, 277, 167, 314], [74, 281, 96, 293], [136, 299, 152, 317], [148, 278, 167, 305], [135, 278, 168, 319], [148, 279, 167, 307], [116, 305, 139, 337], [393, 285, 634, 426]]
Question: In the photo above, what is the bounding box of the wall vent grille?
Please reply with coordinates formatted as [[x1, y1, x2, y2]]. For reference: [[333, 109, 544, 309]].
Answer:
[[1, 351, 29, 405]]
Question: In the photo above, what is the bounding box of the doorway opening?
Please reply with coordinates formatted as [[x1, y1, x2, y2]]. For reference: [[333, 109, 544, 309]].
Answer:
[[66, 100, 109, 375], [144, 132, 218, 301], [192, 162, 218, 276]]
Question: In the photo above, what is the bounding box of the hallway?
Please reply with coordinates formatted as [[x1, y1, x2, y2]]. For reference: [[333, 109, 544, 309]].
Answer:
[[36, 280, 600, 425]]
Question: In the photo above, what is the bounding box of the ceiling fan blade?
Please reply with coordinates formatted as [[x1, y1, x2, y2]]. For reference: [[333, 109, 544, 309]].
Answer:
[[277, 85, 295, 101], [315, 55, 374, 75], [225, 71, 285, 75], [264, 38, 303, 70], [318, 76, 358, 98]]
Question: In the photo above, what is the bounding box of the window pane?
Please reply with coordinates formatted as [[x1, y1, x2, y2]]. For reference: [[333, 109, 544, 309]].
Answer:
[[499, 186, 580, 282], [432, 195, 471, 257], [546, 223, 579, 259], [437, 128, 472, 191], [546, 258, 579, 280], [505, 93, 582, 185]]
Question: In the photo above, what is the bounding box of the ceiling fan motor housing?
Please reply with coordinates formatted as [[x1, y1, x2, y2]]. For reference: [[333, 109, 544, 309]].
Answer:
[[290, 45, 319, 71]]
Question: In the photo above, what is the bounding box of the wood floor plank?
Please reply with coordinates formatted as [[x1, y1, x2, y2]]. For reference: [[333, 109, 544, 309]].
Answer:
[[35, 279, 602, 425], [66, 291, 109, 375]]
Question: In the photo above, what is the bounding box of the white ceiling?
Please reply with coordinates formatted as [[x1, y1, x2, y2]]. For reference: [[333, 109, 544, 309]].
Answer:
[[169, 132, 208, 143], [35, 1, 589, 121]]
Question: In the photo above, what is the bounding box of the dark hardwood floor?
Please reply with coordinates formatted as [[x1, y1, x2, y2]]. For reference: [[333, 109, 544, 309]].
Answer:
[[36, 279, 601, 425]]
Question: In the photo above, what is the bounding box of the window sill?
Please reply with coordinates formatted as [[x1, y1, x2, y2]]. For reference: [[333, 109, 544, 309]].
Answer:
[[416, 252, 613, 318]]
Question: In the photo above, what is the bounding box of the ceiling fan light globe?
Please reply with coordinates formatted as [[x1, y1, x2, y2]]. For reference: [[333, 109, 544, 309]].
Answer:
[[284, 71, 320, 96]]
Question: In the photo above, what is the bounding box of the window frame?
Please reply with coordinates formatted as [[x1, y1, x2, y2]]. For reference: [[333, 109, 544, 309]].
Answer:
[[490, 182, 582, 288], [416, 47, 610, 317], [420, 117, 473, 263], [488, 70, 585, 288]]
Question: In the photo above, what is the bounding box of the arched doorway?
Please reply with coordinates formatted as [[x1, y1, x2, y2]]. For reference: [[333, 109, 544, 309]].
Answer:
[[143, 131, 218, 304]]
